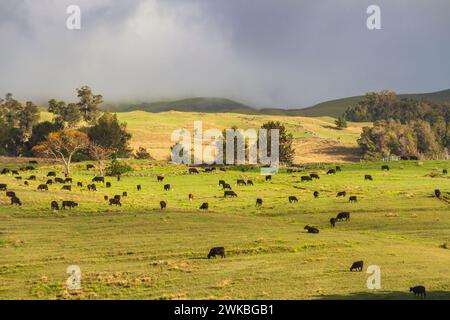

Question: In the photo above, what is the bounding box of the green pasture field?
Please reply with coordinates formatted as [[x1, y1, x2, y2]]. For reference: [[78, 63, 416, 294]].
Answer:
[[0, 160, 449, 299]]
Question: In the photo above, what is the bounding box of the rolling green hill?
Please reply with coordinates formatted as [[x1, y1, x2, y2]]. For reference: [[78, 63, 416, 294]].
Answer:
[[104, 89, 450, 118], [299, 89, 450, 117]]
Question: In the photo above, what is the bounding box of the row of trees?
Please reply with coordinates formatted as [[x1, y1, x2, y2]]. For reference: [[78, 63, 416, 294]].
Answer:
[[358, 119, 448, 160], [344, 91, 449, 160], [0, 87, 136, 175], [345, 91, 449, 124], [172, 121, 295, 165], [32, 112, 134, 175]]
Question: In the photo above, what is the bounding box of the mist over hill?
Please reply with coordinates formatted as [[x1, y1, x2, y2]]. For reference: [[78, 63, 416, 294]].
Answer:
[[104, 89, 450, 118]]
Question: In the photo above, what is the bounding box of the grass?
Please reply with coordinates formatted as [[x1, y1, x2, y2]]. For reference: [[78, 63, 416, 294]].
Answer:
[[41, 110, 367, 163], [0, 159, 449, 300]]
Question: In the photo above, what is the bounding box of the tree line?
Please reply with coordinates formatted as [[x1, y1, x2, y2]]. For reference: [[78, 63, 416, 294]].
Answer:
[[344, 91, 449, 160], [0, 87, 139, 174]]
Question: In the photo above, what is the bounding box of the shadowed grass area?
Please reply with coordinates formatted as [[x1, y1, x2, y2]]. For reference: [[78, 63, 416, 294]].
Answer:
[[0, 160, 449, 299]]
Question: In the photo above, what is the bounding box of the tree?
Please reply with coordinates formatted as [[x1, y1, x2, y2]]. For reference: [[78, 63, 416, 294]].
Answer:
[[335, 115, 348, 129], [89, 143, 114, 176], [76, 86, 103, 124], [134, 147, 153, 160], [0, 94, 40, 155], [48, 99, 81, 128], [88, 112, 132, 157], [345, 90, 449, 124], [105, 159, 132, 178], [19, 101, 40, 135], [32, 130, 90, 175], [260, 121, 295, 164], [357, 119, 445, 160]]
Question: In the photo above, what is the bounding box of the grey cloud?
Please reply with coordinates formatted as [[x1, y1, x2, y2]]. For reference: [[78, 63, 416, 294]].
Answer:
[[0, 0, 449, 108]]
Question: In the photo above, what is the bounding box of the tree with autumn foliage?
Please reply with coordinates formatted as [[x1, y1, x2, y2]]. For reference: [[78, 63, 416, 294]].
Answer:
[[32, 130, 90, 175]]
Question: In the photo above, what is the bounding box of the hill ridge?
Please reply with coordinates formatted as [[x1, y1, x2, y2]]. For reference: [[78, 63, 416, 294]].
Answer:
[[104, 89, 450, 118]]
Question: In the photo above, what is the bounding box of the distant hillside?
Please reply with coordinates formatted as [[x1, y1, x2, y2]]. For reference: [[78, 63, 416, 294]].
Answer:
[[104, 89, 450, 118], [107, 98, 258, 114], [296, 89, 450, 118]]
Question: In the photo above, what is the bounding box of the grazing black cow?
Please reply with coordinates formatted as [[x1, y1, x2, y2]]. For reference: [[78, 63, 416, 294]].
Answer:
[[11, 196, 22, 206], [0, 184, 7, 191], [304, 225, 319, 234], [256, 198, 263, 206], [381, 165, 390, 171], [310, 173, 320, 180], [336, 191, 346, 197], [29, 160, 38, 164], [208, 247, 225, 259], [87, 184, 97, 191], [11, 170, 19, 175], [313, 191, 319, 198], [106, 182, 112, 188], [6, 191, 16, 198], [349, 196, 358, 203], [336, 212, 350, 221], [189, 193, 194, 201], [218, 180, 226, 187], [114, 195, 121, 201], [15, 176, 22, 181], [61, 185, 72, 191], [62, 201, 78, 209], [65, 178, 73, 183], [364, 175, 373, 181], [47, 172, 56, 177], [160, 201, 167, 210], [164, 184, 171, 191], [51, 201, 59, 210], [350, 261, 364, 272], [435, 189, 441, 198], [336, 166, 342, 172], [117, 176, 121, 182], [220, 167, 226, 172], [77, 182, 83, 187], [301, 176, 312, 182], [246, 180, 254, 186], [86, 164, 95, 170], [136, 185, 141, 191], [157, 175, 164, 182], [237, 179, 246, 186], [26, 166, 35, 171], [1, 168, 10, 174], [28, 175, 37, 181], [327, 169, 336, 175], [222, 183, 232, 190], [54, 178, 64, 184], [443, 169, 448, 175], [109, 198, 122, 206], [122, 192, 128, 197], [224, 191, 238, 198], [189, 168, 199, 174], [46, 179, 53, 185], [24, 181, 29, 186], [200, 202, 209, 210], [104, 195, 109, 201], [265, 175, 272, 181], [410, 286, 426, 298], [38, 184, 48, 191], [289, 196, 298, 203], [92, 176, 105, 183], [330, 218, 336, 227]]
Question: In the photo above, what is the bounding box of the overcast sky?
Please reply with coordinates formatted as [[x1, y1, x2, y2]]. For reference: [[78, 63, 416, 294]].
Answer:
[[1, 0, 449, 108]]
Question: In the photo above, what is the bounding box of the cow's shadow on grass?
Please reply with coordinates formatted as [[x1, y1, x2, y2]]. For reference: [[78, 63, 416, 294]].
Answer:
[[315, 290, 450, 300]]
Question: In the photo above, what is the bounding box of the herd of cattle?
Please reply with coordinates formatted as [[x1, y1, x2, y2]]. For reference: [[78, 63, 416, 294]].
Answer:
[[1, 161, 448, 298]]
